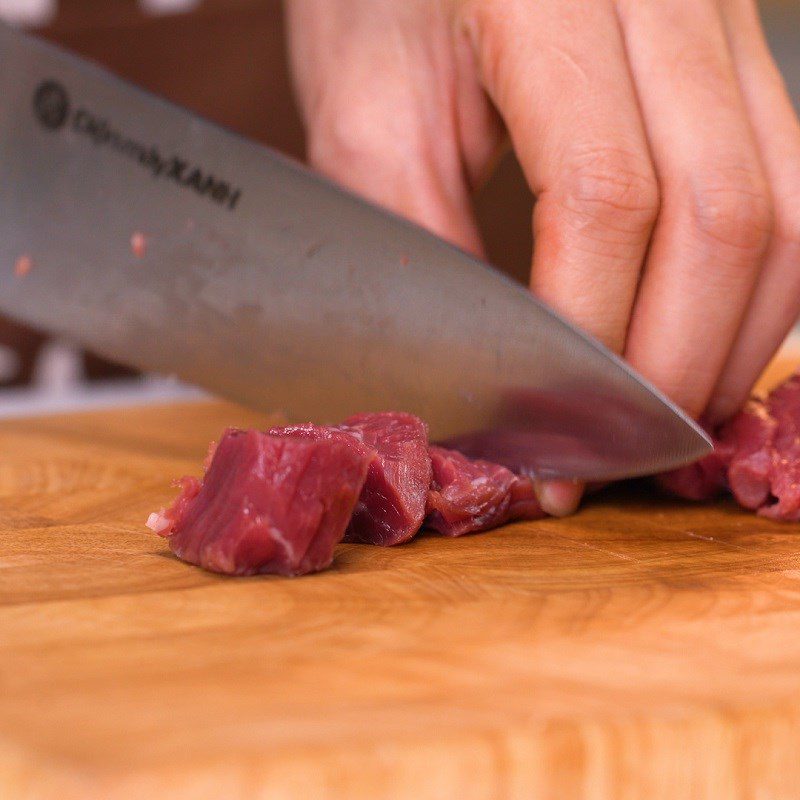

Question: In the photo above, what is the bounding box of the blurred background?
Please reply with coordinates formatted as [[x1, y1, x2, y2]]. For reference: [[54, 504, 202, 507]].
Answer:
[[0, 0, 798, 415]]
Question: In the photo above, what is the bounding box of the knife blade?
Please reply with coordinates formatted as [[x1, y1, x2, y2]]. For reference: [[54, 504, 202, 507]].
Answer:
[[0, 24, 712, 480]]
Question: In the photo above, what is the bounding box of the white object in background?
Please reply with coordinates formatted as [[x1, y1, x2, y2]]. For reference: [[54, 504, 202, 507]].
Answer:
[[32, 339, 84, 393], [0, 338, 209, 418], [0, 0, 56, 27], [0, 374, 209, 418], [138, 0, 201, 16]]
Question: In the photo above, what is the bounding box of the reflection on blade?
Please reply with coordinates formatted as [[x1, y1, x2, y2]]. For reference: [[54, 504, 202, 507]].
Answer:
[[444, 385, 712, 480]]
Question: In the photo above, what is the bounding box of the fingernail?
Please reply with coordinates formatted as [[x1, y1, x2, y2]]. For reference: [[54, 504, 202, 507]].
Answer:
[[535, 479, 583, 517]]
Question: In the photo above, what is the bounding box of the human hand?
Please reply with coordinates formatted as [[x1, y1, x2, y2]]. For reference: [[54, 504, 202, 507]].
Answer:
[[284, 0, 800, 515]]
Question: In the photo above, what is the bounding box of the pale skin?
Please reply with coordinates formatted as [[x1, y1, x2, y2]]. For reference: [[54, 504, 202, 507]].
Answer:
[[284, 0, 800, 516]]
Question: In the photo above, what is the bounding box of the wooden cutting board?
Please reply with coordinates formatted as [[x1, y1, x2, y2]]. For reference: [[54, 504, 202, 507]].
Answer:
[[2, 363, 800, 799]]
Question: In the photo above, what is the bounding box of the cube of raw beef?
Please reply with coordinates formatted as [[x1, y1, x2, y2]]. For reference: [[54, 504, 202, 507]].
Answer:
[[426, 446, 545, 537], [271, 413, 432, 546], [656, 452, 728, 502], [338, 412, 433, 546], [758, 375, 800, 520], [150, 427, 371, 576], [659, 372, 800, 521], [723, 400, 777, 511]]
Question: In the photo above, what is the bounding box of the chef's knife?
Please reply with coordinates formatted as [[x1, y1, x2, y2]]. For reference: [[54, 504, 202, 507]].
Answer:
[[0, 24, 711, 480]]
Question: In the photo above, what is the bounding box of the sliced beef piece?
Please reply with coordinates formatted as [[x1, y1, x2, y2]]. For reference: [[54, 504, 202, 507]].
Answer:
[[149, 427, 371, 576], [660, 372, 800, 521], [338, 412, 432, 546], [657, 453, 728, 502], [271, 413, 431, 546], [426, 445, 545, 537], [657, 410, 751, 503], [722, 400, 777, 511], [758, 375, 800, 520]]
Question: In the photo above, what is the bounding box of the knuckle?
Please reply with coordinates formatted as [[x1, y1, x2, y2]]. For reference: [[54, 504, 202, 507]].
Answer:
[[559, 147, 660, 233], [306, 97, 413, 172], [687, 169, 773, 254], [307, 102, 379, 164]]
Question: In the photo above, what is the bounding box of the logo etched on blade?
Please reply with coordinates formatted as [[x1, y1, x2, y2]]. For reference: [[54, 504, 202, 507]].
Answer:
[[33, 80, 69, 131], [29, 79, 243, 211]]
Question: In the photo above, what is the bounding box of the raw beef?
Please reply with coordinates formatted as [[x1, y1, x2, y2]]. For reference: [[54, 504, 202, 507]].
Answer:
[[149, 427, 371, 576], [339, 412, 432, 546], [657, 419, 731, 503], [267, 421, 375, 461], [757, 375, 800, 520], [271, 413, 431, 546], [722, 401, 777, 511], [150, 370, 800, 580], [426, 446, 545, 536], [150, 412, 553, 577], [660, 373, 800, 521]]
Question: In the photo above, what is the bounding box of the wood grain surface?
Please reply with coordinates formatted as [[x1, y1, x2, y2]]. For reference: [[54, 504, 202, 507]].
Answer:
[[2, 360, 800, 799]]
